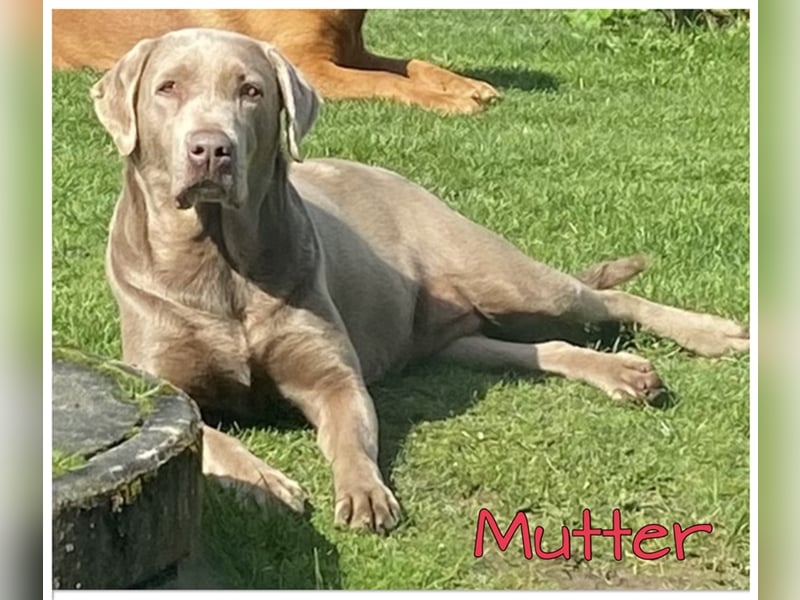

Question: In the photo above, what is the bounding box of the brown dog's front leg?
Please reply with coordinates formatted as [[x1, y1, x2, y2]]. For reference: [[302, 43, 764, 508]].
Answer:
[[293, 59, 490, 114], [353, 52, 500, 105]]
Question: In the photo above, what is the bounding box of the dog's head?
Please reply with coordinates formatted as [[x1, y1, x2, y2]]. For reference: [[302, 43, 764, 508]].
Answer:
[[91, 27, 320, 210]]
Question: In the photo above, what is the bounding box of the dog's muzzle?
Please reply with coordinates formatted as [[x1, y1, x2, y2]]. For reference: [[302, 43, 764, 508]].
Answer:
[[175, 129, 236, 209]]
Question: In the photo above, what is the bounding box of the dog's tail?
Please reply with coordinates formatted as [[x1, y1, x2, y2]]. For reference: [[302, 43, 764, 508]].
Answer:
[[576, 255, 648, 290]]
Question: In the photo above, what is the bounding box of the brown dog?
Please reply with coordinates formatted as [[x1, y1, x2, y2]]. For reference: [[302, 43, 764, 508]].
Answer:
[[53, 9, 499, 113], [94, 29, 748, 534]]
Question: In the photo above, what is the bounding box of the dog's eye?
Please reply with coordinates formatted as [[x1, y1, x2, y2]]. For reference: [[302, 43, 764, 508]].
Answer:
[[240, 83, 262, 99], [157, 80, 176, 95]]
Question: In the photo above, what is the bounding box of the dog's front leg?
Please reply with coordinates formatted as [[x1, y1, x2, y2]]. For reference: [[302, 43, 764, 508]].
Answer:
[[313, 381, 400, 534], [263, 317, 401, 534], [202, 424, 307, 512]]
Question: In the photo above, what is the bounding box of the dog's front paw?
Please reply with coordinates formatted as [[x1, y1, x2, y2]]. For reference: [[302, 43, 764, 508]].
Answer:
[[202, 425, 307, 513], [333, 467, 401, 534], [432, 92, 488, 114], [407, 60, 501, 106], [244, 459, 307, 513], [206, 456, 307, 514], [460, 77, 501, 104]]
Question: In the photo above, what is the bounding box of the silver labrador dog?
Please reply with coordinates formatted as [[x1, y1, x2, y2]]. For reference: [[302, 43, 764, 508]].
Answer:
[[92, 28, 749, 533]]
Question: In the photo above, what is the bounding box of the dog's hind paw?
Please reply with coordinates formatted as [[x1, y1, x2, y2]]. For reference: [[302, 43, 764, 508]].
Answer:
[[600, 352, 665, 403], [675, 315, 750, 358]]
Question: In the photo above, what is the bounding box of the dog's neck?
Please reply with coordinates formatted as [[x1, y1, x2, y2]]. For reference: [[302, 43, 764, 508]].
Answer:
[[123, 156, 318, 302], [203, 157, 319, 296]]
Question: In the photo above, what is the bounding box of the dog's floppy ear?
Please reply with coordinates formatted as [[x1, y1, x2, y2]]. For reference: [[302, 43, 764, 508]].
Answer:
[[263, 44, 321, 161], [90, 37, 156, 156]]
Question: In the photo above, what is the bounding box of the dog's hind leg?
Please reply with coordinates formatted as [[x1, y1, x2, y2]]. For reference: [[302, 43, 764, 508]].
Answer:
[[435, 335, 663, 403], [583, 288, 750, 357], [575, 254, 648, 290], [450, 240, 747, 356]]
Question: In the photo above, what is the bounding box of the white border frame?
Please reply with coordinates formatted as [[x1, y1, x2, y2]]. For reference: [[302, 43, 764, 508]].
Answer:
[[44, 2, 757, 598]]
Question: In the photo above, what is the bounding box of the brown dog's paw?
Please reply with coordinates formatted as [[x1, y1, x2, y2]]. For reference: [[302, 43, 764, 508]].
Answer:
[[411, 79, 500, 114], [407, 59, 501, 106], [333, 477, 401, 534], [469, 78, 502, 104], [432, 84, 501, 114], [426, 92, 488, 115], [443, 75, 501, 105]]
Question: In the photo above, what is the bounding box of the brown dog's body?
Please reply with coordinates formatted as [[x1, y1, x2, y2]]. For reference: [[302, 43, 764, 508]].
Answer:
[[91, 29, 749, 534], [53, 9, 499, 113]]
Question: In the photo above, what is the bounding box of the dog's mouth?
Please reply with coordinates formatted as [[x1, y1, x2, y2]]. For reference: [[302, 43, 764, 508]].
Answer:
[[175, 178, 234, 210]]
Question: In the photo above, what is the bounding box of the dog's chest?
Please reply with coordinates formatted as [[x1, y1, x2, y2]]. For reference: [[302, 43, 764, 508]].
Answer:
[[185, 303, 290, 421]]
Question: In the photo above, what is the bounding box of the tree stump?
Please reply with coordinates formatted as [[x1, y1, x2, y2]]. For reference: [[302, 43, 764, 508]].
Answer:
[[52, 350, 203, 589]]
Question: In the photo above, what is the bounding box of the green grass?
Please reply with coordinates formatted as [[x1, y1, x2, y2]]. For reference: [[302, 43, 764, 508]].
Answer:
[[51, 10, 750, 590], [53, 346, 171, 416], [52, 449, 88, 478]]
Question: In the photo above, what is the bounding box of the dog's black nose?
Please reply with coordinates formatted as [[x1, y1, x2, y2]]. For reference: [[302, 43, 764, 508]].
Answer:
[[186, 130, 234, 176]]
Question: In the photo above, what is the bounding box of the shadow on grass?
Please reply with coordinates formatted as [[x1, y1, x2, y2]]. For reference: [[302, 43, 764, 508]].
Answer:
[[214, 362, 512, 505], [369, 321, 676, 486], [197, 365, 507, 589], [369, 363, 512, 480], [197, 483, 343, 589], [464, 67, 560, 93]]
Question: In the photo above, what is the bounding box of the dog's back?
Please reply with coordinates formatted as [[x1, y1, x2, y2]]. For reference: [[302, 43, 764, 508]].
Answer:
[[52, 9, 363, 70]]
